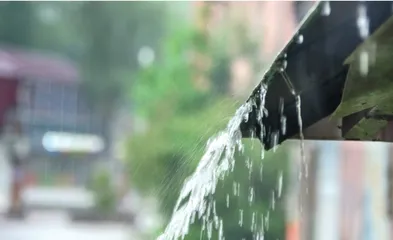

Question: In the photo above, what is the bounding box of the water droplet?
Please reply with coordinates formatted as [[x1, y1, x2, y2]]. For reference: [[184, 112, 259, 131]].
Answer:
[[214, 216, 219, 230], [218, 220, 224, 240], [271, 191, 276, 210], [233, 181, 237, 196], [260, 164, 263, 181], [321, 1, 331, 16], [281, 60, 287, 72], [359, 50, 369, 76], [277, 171, 283, 198], [295, 94, 306, 179], [200, 222, 205, 240], [239, 209, 244, 227], [279, 98, 287, 135], [264, 211, 270, 231], [212, 201, 218, 227], [207, 220, 213, 239], [260, 214, 264, 232], [280, 115, 287, 135], [271, 131, 279, 152], [357, 3, 369, 39], [248, 187, 255, 205], [246, 158, 253, 180], [251, 212, 256, 231], [279, 98, 284, 114], [226, 194, 230, 208], [296, 34, 304, 44], [258, 84, 268, 141], [246, 157, 251, 169], [207, 201, 212, 219]]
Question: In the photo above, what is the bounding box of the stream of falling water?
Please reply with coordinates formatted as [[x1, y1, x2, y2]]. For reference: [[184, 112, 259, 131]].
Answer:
[[158, 65, 305, 240], [157, 82, 275, 240], [280, 68, 307, 180], [157, 98, 255, 240]]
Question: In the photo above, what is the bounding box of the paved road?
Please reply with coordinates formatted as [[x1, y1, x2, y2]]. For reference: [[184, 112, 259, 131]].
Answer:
[[0, 218, 137, 240]]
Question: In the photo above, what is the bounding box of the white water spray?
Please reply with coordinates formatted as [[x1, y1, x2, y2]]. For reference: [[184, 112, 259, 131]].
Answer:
[[157, 101, 254, 240]]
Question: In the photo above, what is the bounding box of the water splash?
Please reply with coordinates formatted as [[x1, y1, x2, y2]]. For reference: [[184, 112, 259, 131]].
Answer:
[[157, 101, 254, 240], [158, 61, 302, 239]]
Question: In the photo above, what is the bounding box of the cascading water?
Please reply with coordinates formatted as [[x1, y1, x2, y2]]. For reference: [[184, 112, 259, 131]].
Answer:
[[157, 99, 255, 240], [280, 67, 307, 180], [157, 51, 309, 240], [156, 80, 284, 240]]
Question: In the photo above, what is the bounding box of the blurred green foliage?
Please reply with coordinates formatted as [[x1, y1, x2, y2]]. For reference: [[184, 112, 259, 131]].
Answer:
[[88, 168, 117, 213]]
